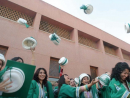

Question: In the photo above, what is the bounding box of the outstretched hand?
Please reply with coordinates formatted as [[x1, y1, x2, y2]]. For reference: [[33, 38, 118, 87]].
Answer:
[[60, 64, 64, 69], [90, 79, 99, 85]]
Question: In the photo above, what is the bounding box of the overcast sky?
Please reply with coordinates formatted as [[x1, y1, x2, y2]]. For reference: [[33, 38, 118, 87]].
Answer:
[[42, 0, 130, 44]]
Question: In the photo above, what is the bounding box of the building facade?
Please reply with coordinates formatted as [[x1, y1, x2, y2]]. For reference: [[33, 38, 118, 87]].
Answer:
[[0, 0, 130, 81]]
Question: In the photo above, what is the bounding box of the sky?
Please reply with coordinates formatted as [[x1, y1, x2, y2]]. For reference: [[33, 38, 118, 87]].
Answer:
[[41, 0, 130, 44]]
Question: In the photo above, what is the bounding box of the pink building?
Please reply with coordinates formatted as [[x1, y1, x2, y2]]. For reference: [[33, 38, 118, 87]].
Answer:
[[0, 0, 130, 81]]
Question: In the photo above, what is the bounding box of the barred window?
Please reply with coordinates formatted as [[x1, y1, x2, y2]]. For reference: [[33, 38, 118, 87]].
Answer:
[[49, 57, 59, 78], [90, 66, 98, 79], [0, 5, 34, 26]]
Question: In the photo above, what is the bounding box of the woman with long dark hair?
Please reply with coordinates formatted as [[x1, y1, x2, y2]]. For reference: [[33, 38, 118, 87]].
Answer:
[[27, 68, 54, 98], [58, 74, 98, 98], [109, 62, 130, 98]]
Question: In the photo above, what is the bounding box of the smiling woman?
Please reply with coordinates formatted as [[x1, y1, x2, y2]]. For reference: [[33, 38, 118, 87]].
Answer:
[[109, 62, 130, 98], [27, 68, 54, 98]]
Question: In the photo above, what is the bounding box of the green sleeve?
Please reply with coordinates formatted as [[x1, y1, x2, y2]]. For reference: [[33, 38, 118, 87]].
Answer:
[[91, 84, 99, 98], [47, 81, 54, 98], [27, 80, 39, 98], [109, 81, 130, 98], [58, 84, 77, 98]]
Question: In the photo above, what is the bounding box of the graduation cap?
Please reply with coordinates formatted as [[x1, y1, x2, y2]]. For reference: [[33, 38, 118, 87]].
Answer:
[[58, 57, 68, 66], [22, 37, 37, 50], [79, 73, 90, 86], [49, 33, 61, 45], [1, 60, 36, 98], [98, 73, 110, 86], [17, 18, 29, 28], [80, 4, 93, 14], [124, 23, 130, 33]]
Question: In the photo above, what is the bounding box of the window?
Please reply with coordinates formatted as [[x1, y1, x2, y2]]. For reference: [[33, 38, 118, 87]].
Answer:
[[103, 41, 118, 56], [39, 15, 73, 40], [0, 45, 8, 56], [122, 49, 130, 60], [90, 66, 98, 79], [49, 57, 59, 78], [78, 30, 100, 49]]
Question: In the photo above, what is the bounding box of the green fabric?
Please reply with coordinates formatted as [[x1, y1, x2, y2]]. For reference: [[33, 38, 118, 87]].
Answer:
[[109, 78, 130, 98], [58, 84, 77, 98], [51, 33, 59, 43], [128, 23, 130, 27], [2, 60, 36, 98], [0, 96, 14, 98], [98, 85, 110, 98], [25, 23, 29, 28], [80, 5, 87, 10], [98, 74, 110, 86], [59, 65, 61, 73], [54, 86, 58, 90], [27, 80, 54, 98], [80, 84, 98, 98]]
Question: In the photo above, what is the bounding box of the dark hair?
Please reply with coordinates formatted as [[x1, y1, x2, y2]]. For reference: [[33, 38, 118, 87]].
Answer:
[[80, 74, 92, 86], [0, 61, 3, 70], [33, 68, 48, 86], [56, 80, 59, 83], [70, 78, 74, 80], [11, 57, 24, 63], [111, 62, 130, 82], [58, 74, 68, 93], [80, 74, 92, 91], [0, 61, 3, 66]]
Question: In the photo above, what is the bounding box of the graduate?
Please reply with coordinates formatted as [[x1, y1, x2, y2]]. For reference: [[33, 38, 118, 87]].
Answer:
[[0, 54, 12, 93], [96, 72, 111, 98], [53, 81, 59, 98], [58, 74, 98, 98], [70, 78, 76, 87], [79, 73, 98, 98], [27, 68, 54, 98], [54, 81, 58, 91], [109, 62, 130, 98]]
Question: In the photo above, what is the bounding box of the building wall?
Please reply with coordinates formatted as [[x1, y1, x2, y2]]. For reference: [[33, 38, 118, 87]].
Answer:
[[0, 0, 130, 79]]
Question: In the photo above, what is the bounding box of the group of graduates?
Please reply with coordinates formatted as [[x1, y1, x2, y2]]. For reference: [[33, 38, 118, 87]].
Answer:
[[54, 62, 130, 98], [0, 53, 130, 98]]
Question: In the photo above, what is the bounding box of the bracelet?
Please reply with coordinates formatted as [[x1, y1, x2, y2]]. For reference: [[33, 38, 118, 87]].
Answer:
[[85, 85, 89, 91], [80, 86, 86, 92]]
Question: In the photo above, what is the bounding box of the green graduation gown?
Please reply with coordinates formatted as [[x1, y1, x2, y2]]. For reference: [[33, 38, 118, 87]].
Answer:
[[97, 82, 110, 98], [109, 78, 130, 98], [80, 84, 98, 98], [58, 84, 98, 98], [98, 86, 110, 98], [54, 86, 58, 91], [27, 80, 54, 98], [58, 84, 78, 98]]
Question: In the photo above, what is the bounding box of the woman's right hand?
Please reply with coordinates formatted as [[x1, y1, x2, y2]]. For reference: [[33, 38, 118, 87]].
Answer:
[[0, 78, 12, 92], [90, 79, 99, 86]]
